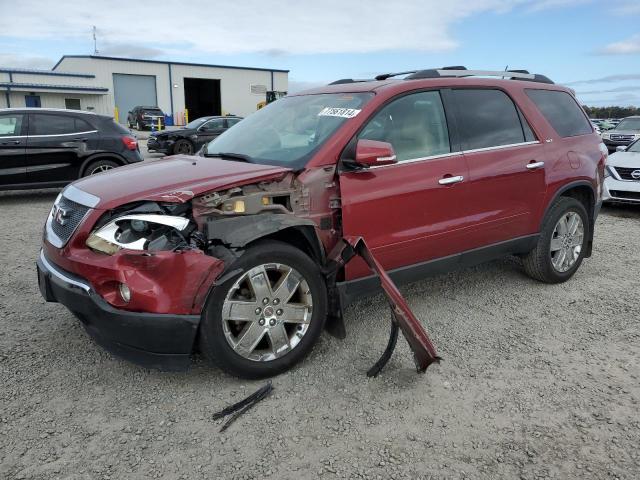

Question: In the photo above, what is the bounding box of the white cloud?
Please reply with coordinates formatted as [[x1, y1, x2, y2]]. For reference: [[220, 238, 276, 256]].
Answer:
[[598, 34, 640, 55], [0, 0, 618, 57], [0, 53, 56, 70]]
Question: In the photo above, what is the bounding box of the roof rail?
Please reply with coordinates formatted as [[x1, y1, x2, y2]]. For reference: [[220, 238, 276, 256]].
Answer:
[[405, 68, 554, 84], [329, 67, 554, 86]]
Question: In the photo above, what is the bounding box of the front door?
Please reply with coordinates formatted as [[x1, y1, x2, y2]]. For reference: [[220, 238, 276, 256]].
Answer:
[[195, 118, 226, 149], [0, 113, 27, 186], [450, 88, 548, 245], [339, 90, 476, 280]]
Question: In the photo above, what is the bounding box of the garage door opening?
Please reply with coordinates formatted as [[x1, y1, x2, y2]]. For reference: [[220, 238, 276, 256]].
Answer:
[[184, 78, 221, 120]]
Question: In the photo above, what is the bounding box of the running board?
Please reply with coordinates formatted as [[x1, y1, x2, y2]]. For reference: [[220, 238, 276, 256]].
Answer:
[[327, 237, 442, 376]]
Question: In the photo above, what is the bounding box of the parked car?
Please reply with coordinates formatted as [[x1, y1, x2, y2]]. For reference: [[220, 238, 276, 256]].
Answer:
[[603, 139, 640, 203], [591, 121, 601, 135], [37, 67, 605, 378], [126, 106, 165, 131], [0, 108, 142, 189], [601, 116, 640, 152], [147, 116, 242, 155]]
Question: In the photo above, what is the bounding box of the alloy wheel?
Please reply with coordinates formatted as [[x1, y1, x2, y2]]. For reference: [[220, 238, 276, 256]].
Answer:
[[90, 164, 114, 175], [221, 263, 313, 362], [549, 211, 584, 273]]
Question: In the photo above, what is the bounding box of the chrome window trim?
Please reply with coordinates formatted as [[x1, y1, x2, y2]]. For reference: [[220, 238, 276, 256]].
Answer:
[[39, 250, 90, 292], [366, 141, 540, 170], [0, 130, 98, 139], [63, 184, 100, 208]]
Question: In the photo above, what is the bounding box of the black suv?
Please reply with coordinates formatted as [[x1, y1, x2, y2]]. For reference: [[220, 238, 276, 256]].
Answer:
[[0, 108, 143, 190], [127, 106, 165, 131]]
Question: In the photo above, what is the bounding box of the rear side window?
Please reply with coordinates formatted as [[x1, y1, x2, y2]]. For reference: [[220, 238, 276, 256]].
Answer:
[[525, 89, 592, 138], [359, 90, 451, 161], [0, 114, 24, 136], [452, 89, 527, 150], [30, 114, 92, 135]]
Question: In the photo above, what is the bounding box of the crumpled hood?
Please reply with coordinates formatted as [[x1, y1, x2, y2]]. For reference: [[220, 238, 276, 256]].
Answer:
[[71, 155, 291, 210]]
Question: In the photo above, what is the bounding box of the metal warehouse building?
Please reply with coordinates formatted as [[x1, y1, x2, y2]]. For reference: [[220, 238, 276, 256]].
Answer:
[[0, 55, 289, 124]]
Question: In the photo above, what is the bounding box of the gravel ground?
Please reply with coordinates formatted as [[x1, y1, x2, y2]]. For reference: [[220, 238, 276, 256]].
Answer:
[[1, 190, 639, 480]]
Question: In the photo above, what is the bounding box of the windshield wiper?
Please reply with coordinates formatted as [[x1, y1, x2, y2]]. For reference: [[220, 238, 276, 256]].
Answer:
[[203, 152, 253, 163]]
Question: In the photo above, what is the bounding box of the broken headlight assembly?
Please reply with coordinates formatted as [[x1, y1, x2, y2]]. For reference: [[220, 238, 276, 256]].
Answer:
[[86, 214, 193, 255]]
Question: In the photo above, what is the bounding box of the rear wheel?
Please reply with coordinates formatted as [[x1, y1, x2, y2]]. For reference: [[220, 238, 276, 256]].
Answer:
[[173, 139, 194, 155], [522, 197, 589, 283], [83, 159, 119, 177], [199, 240, 327, 378]]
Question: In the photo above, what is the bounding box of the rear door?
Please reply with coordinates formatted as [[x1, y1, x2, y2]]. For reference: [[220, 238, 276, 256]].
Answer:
[[339, 90, 476, 280], [26, 113, 99, 183], [451, 88, 547, 245], [0, 113, 27, 186]]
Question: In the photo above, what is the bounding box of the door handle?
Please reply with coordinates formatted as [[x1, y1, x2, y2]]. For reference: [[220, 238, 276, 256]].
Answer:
[[1, 140, 21, 145], [438, 175, 464, 185], [526, 161, 545, 170], [72, 138, 88, 142]]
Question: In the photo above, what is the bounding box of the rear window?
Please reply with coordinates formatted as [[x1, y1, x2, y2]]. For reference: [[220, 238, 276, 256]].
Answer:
[[452, 89, 529, 150], [525, 89, 592, 138]]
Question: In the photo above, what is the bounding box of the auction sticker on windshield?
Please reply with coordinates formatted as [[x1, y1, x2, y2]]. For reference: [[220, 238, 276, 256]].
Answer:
[[318, 107, 361, 118]]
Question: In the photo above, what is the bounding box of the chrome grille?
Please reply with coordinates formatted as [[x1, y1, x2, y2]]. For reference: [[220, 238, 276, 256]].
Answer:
[[613, 167, 640, 181], [49, 196, 90, 244], [610, 134, 635, 142]]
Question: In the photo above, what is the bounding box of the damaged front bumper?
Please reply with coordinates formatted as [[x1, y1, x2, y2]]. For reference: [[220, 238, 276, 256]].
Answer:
[[37, 249, 211, 370]]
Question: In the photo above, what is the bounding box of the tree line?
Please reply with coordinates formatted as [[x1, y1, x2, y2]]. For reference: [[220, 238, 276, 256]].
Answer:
[[582, 106, 640, 119]]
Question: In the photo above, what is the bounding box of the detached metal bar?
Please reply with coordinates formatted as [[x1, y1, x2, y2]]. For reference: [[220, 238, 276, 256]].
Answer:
[[328, 237, 441, 375]]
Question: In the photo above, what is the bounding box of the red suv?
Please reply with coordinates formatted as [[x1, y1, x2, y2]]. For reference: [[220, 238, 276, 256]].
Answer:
[[37, 68, 606, 378]]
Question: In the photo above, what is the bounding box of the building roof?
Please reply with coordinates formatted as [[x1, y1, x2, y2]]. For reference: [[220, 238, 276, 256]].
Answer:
[[0, 67, 94, 78], [0, 82, 108, 93], [52, 55, 289, 73]]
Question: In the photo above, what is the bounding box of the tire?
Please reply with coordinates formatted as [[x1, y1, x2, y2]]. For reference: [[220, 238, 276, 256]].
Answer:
[[135, 121, 141, 131], [173, 139, 194, 155], [83, 159, 119, 177], [199, 240, 328, 379], [522, 197, 589, 283]]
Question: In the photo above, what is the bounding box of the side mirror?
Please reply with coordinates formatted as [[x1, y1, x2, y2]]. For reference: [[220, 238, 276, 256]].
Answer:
[[354, 139, 397, 167], [616, 146, 627, 152]]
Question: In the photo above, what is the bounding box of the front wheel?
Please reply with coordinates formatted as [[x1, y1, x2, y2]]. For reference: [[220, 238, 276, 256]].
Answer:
[[522, 197, 589, 283], [199, 240, 327, 378], [173, 139, 194, 155]]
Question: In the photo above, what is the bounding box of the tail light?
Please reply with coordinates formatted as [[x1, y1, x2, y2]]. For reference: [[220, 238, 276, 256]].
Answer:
[[121, 136, 138, 151]]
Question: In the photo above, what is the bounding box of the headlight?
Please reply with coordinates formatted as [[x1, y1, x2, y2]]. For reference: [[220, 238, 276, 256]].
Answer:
[[601, 132, 610, 139], [604, 165, 614, 178], [86, 214, 191, 255]]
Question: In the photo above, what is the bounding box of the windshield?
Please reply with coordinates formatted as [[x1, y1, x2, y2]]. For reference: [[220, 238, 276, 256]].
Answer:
[[185, 117, 210, 129], [628, 140, 640, 153], [142, 109, 163, 116], [205, 93, 373, 168], [615, 118, 640, 131]]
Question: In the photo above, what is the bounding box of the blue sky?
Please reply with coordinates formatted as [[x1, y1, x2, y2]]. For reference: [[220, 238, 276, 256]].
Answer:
[[0, 0, 639, 106]]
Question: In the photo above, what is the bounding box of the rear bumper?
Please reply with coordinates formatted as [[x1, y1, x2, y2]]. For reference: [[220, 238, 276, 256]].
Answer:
[[37, 250, 200, 370]]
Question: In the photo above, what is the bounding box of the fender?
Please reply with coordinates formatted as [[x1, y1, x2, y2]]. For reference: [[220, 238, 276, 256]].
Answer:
[[78, 152, 127, 177], [540, 180, 597, 257]]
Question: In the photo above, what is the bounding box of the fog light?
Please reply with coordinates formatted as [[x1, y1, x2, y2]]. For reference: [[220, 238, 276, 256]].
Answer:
[[119, 283, 131, 303]]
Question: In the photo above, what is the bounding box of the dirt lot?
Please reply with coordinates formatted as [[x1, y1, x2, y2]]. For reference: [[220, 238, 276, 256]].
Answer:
[[1, 190, 639, 480]]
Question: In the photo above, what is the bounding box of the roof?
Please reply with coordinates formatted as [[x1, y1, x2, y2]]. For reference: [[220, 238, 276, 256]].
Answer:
[[53, 55, 289, 74], [0, 67, 94, 78], [0, 107, 97, 115], [0, 82, 108, 93]]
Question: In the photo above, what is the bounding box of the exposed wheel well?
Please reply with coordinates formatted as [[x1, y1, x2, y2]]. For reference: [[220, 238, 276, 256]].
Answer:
[[247, 226, 325, 264]]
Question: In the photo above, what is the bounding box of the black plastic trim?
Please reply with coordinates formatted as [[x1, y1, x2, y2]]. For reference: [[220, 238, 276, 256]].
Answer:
[[336, 234, 539, 308]]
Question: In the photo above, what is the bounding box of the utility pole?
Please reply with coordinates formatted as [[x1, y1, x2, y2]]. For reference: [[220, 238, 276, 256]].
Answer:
[[92, 26, 99, 55]]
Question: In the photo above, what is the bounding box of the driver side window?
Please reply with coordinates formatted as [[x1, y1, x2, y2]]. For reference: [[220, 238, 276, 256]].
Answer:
[[359, 91, 451, 161], [201, 118, 224, 131]]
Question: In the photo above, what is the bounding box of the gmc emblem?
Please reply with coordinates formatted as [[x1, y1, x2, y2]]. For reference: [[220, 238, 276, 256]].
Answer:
[[53, 205, 71, 226]]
